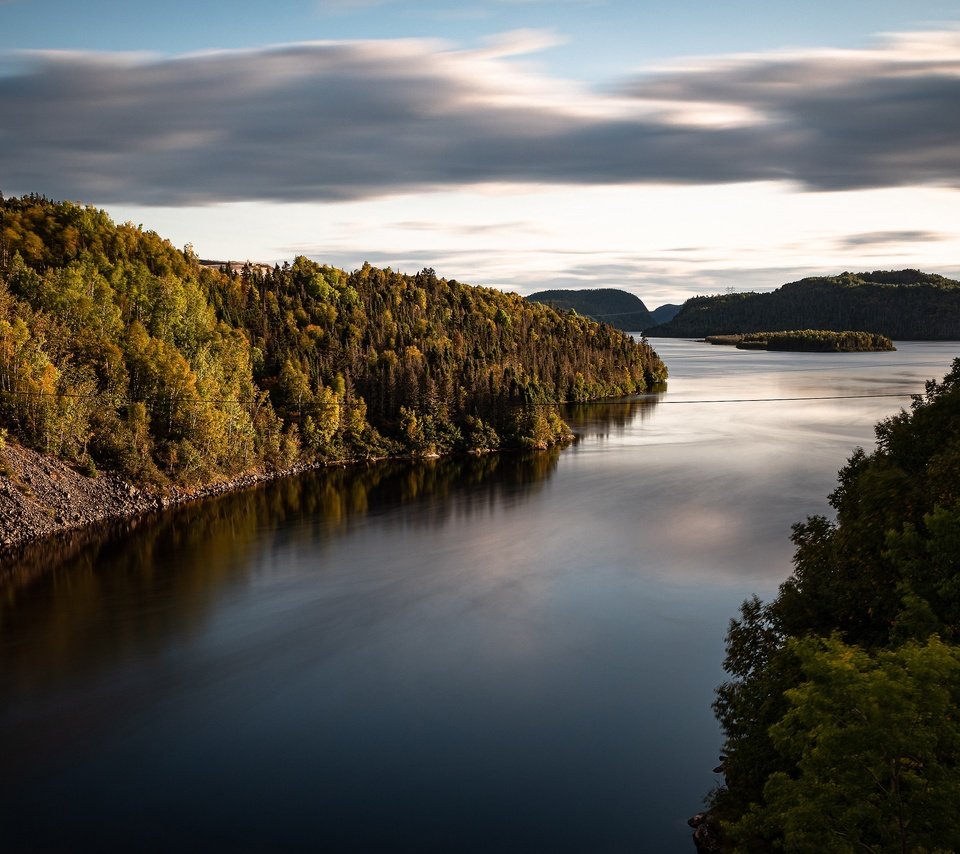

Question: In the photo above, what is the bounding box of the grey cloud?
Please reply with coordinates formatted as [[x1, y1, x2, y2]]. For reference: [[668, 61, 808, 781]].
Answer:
[[293, 248, 443, 265], [621, 52, 960, 191], [837, 230, 947, 248], [537, 261, 703, 283], [684, 265, 828, 294], [291, 248, 486, 279], [286, 236, 960, 305], [2, 33, 960, 205], [389, 219, 540, 236]]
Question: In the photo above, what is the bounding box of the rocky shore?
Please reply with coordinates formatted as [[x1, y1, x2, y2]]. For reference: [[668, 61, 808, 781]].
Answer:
[[0, 439, 323, 554], [0, 428, 577, 561]]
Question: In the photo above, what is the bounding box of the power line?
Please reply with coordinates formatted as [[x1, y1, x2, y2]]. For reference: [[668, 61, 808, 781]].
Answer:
[[622, 392, 914, 405], [0, 387, 919, 410]]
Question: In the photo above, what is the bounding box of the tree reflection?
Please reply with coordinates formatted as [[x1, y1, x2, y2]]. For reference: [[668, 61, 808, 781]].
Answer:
[[0, 389, 660, 710], [0, 449, 566, 693], [562, 388, 663, 440]]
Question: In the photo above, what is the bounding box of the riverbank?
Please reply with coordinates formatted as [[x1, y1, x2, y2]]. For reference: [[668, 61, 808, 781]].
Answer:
[[0, 430, 576, 556], [0, 439, 333, 554]]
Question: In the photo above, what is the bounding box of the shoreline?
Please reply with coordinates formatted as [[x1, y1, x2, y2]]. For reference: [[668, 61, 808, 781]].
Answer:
[[0, 433, 576, 558], [0, 439, 336, 555]]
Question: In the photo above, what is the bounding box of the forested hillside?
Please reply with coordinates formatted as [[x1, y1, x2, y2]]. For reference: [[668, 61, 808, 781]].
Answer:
[[705, 362, 960, 852], [526, 288, 654, 332], [0, 194, 666, 488], [650, 270, 960, 339]]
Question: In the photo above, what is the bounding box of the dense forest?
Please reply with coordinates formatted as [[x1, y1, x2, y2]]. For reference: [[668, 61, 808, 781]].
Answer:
[[0, 194, 666, 488], [526, 288, 654, 332], [705, 361, 960, 852], [704, 330, 895, 352], [650, 271, 960, 339]]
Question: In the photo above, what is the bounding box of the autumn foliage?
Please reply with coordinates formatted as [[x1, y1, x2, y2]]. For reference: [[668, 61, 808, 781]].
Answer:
[[0, 194, 666, 486]]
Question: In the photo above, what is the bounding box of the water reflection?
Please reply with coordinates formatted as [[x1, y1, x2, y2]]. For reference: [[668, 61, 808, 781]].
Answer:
[[0, 451, 568, 679], [0, 428, 645, 852], [562, 389, 663, 441], [2, 342, 958, 853]]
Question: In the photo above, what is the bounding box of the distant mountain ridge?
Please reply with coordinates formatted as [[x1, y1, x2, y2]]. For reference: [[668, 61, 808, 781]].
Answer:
[[648, 270, 960, 340], [650, 303, 681, 325], [527, 288, 654, 331]]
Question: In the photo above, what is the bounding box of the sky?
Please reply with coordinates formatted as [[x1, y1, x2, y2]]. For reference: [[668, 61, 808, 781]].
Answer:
[[2, 0, 959, 307]]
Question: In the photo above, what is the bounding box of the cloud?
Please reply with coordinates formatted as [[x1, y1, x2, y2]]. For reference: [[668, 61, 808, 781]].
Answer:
[[837, 230, 947, 248], [2, 28, 960, 205], [388, 218, 542, 236]]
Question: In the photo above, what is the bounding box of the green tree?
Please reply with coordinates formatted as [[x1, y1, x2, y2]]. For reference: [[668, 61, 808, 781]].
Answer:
[[710, 359, 960, 851], [729, 636, 960, 854]]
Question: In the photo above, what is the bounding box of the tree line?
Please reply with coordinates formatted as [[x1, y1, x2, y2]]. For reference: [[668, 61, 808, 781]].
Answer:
[[706, 360, 960, 852], [0, 194, 666, 487], [704, 330, 895, 352]]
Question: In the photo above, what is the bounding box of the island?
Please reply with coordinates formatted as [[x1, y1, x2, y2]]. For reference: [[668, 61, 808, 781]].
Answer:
[[703, 330, 895, 352]]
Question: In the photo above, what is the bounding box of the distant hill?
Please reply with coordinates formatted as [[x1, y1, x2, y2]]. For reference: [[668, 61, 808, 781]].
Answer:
[[650, 303, 681, 325], [527, 288, 653, 332], [647, 270, 960, 340]]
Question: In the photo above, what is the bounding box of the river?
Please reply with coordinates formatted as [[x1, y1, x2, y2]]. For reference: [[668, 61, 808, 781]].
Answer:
[[1, 339, 957, 852]]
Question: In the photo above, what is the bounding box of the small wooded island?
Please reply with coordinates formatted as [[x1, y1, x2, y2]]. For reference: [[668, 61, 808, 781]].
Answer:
[[703, 330, 895, 352]]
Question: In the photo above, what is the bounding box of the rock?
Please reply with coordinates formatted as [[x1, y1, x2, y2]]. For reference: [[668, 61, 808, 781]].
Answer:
[[689, 812, 722, 853], [0, 438, 326, 553]]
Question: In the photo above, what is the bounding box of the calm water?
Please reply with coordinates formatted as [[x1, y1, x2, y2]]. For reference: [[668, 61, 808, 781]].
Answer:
[[1, 339, 958, 852]]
